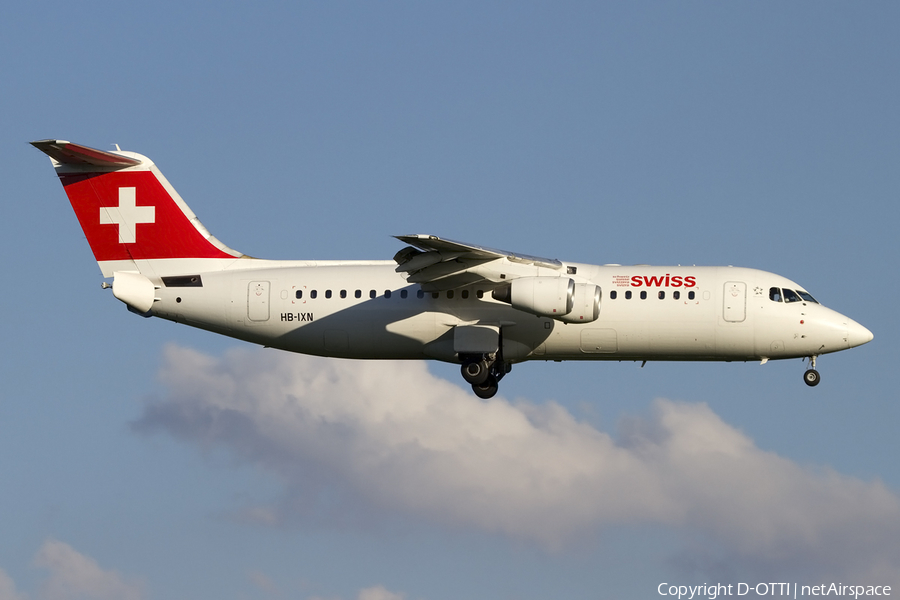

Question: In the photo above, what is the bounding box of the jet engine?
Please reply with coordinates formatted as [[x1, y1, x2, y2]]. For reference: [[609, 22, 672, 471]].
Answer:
[[558, 283, 601, 323], [492, 277, 574, 318], [492, 277, 601, 323]]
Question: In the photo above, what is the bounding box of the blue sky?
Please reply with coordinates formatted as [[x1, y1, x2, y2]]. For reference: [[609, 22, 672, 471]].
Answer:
[[2, 2, 899, 599]]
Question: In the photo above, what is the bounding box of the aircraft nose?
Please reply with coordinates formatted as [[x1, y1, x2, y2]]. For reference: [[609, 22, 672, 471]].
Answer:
[[847, 319, 874, 348]]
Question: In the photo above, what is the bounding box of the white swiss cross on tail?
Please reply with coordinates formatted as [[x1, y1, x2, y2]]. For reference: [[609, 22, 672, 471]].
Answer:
[[100, 187, 155, 243]]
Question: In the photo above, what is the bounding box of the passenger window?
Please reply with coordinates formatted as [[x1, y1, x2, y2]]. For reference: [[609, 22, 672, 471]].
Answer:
[[673, 291, 680, 300], [400, 290, 408, 299], [447, 290, 454, 299], [610, 290, 617, 300], [340, 290, 347, 299], [783, 289, 801, 303], [640, 291, 647, 300], [769, 287, 783, 302], [658, 291, 665, 300], [384, 290, 392, 299], [311, 290, 318, 299], [688, 291, 695, 300], [462, 290, 469, 299], [369, 290, 376, 299], [432, 292, 439, 299], [625, 290, 632, 300], [477, 290, 484, 299], [355, 290, 361, 299], [295, 290, 303, 299], [325, 290, 332, 299], [417, 290, 425, 299]]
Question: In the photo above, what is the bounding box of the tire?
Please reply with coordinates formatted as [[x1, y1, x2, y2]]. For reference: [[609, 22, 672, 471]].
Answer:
[[803, 369, 821, 387], [472, 375, 498, 399], [461, 360, 490, 385]]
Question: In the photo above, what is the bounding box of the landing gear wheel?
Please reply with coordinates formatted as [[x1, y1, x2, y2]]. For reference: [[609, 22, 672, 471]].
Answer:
[[461, 360, 491, 385], [472, 375, 498, 399], [803, 369, 821, 387]]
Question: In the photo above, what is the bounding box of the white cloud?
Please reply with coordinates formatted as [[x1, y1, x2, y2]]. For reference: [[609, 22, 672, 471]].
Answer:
[[33, 540, 143, 600], [134, 345, 900, 582], [248, 570, 279, 595], [0, 569, 26, 600], [307, 587, 403, 600], [357, 585, 404, 600]]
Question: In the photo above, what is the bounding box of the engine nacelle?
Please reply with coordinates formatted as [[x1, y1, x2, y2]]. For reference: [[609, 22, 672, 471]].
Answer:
[[492, 277, 574, 318], [558, 284, 601, 323]]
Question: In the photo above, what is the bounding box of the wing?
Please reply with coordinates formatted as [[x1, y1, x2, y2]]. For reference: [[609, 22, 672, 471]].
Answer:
[[393, 234, 564, 291]]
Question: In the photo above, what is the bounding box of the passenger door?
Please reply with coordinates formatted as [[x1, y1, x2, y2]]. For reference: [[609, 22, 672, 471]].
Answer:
[[723, 281, 746, 323]]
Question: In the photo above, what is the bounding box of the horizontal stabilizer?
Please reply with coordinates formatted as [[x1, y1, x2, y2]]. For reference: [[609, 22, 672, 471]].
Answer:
[[30, 140, 142, 167]]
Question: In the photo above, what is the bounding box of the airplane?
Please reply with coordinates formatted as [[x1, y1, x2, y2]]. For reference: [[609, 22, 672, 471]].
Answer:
[[32, 139, 874, 399]]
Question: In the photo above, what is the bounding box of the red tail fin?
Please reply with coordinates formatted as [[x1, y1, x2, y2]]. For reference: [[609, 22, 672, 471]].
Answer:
[[32, 140, 242, 277]]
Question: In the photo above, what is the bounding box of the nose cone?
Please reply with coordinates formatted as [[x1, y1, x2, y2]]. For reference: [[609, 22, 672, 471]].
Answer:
[[848, 319, 874, 348]]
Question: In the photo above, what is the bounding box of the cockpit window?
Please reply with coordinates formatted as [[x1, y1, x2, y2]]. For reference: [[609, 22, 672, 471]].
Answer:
[[782, 288, 801, 303], [769, 287, 782, 302], [796, 290, 818, 304]]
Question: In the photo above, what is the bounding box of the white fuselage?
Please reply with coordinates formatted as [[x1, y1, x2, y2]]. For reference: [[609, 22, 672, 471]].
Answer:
[[146, 258, 867, 366]]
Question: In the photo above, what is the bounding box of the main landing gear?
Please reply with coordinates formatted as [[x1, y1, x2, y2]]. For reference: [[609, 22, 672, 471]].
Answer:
[[803, 355, 821, 387], [460, 354, 511, 399]]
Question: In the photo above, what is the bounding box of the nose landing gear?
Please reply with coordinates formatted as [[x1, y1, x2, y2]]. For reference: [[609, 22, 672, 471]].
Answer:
[[803, 355, 820, 387]]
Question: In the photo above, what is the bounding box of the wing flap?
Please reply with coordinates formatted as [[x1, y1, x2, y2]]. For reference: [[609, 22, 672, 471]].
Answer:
[[417, 272, 488, 292], [393, 234, 564, 290], [405, 260, 483, 284], [394, 234, 562, 269]]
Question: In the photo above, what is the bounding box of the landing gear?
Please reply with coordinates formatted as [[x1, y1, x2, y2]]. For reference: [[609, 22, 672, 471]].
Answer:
[[803, 355, 820, 387], [472, 375, 499, 399], [460, 353, 510, 399], [803, 369, 821, 387], [461, 359, 491, 385]]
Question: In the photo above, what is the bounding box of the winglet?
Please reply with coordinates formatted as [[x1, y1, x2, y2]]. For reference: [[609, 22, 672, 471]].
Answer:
[[30, 139, 142, 167]]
